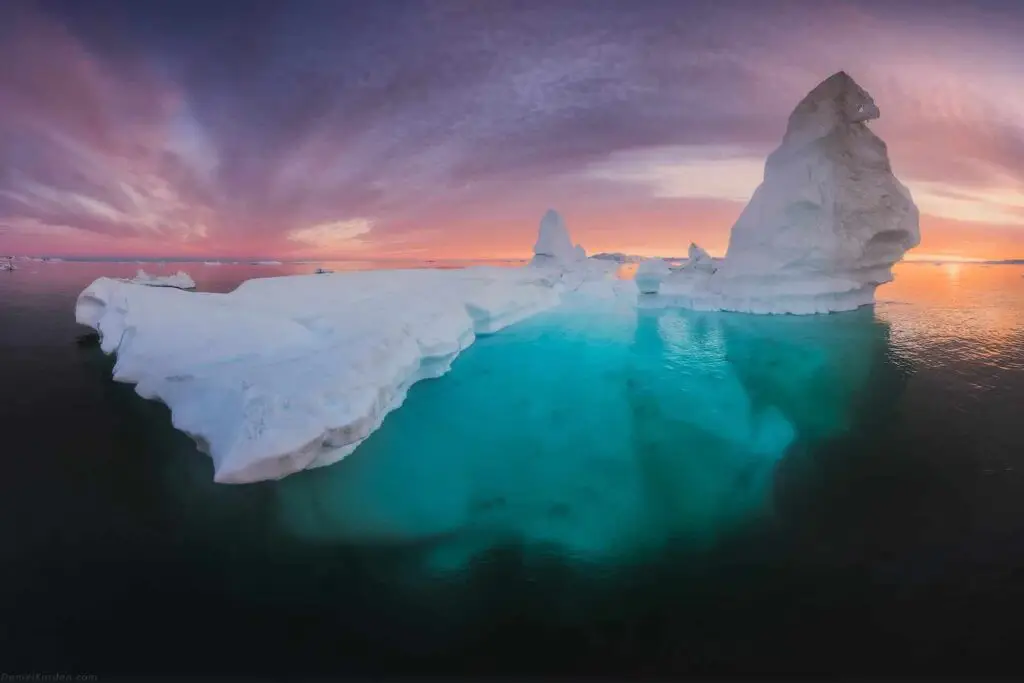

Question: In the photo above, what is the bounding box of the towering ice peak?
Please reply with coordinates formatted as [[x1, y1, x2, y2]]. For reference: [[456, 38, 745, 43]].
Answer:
[[646, 71, 920, 315], [688, 243, 711, 263], [781, 70, 880, 147], [529, 209, 617, 287], [532, 209, 576, 263], [721, 70, 919, 284]]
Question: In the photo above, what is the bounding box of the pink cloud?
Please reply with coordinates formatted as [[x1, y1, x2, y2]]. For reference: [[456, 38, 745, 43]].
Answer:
[[3, 0, 1024, 262]]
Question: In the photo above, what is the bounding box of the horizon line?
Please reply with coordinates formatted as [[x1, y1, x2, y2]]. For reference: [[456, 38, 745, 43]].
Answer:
[[6, 254, 1024, 265]]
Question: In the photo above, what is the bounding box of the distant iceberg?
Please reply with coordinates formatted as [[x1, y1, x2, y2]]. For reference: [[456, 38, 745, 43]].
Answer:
[[635, 258, 670, 294], [591, 252, 645, 264], [252, 260, 283, 266], [529, 209, 619, 289], [676, 243, 716, 274], [76, 211, 616, 484], [127, 269, 196, 290], [642, 71, 920, 314], [530, 209, 580, 266], [203, 261, 223, 266]]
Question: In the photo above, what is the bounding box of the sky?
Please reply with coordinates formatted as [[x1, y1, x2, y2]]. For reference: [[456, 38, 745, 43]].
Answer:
[[1, 0, 1024, 261]]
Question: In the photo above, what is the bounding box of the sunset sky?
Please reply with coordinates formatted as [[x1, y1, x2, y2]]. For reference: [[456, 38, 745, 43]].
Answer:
[[2, 0, 1023, 261]]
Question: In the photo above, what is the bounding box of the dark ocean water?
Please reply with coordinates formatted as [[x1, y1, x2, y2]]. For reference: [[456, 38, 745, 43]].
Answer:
[[2, 259, 1024, 678]]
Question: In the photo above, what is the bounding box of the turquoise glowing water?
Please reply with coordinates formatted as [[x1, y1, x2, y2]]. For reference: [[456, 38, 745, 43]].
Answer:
[[2, 260, 1024, 676], [274, 302, 886, 572]]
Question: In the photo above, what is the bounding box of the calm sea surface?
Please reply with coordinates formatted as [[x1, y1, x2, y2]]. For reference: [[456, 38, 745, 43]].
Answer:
[[2, 259, 1024, 677]]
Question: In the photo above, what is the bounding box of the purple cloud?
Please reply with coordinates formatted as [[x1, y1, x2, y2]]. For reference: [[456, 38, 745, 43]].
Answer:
[[2, 0, 1024, 258]]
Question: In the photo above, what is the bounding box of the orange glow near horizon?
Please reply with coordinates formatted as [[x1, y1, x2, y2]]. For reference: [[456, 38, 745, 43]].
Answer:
[[6, 210, 1024, 263]]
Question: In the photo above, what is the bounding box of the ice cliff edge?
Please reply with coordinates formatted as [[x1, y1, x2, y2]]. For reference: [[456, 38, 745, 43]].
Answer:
[[644, 71, 920, 314], [74, 210, 614, 484]]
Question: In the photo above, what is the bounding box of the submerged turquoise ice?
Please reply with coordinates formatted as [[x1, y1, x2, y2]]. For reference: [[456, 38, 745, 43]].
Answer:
[[272, 295, 892, 571]]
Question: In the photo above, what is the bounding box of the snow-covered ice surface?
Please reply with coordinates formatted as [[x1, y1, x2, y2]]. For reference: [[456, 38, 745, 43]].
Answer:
[[643, 72, 920, 314], [76, 212, 619, 484], [128, 269, 196, 290]]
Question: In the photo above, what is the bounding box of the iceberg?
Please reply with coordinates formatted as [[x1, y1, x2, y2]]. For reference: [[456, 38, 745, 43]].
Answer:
[[76, 211, 613, 484], [528, 208, 619, 289], [644, 71, 920, 314], [677, 243, 716, 274], [635, 258, 671, 294], [128, 269, 196, 290], [530, 209, 579, 266], [591, 252, 645, 264]]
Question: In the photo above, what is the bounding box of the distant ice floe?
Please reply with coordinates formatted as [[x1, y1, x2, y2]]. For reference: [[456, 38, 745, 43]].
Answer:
[[127, 269, 196, 290], [591, 252, 645, 264]]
